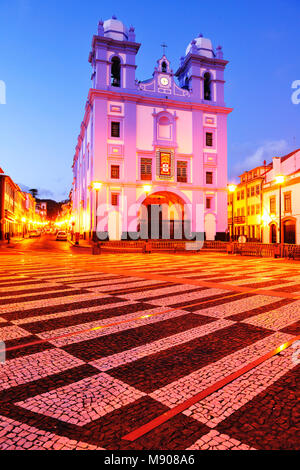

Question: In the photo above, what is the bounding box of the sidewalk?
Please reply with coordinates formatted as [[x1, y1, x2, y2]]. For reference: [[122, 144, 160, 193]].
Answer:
[[0, 237, 26, 249], [68, 237, 92, 250]]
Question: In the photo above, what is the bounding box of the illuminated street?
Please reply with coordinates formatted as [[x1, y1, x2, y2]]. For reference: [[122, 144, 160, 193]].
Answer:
[[0, 237, 299, 450]]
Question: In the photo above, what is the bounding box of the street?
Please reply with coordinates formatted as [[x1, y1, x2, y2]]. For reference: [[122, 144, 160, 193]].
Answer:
[[0, 237, 299, 450]]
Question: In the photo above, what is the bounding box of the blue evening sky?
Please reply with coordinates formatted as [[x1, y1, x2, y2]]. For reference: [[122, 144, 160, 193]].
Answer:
[[0, 0, 299, 200]]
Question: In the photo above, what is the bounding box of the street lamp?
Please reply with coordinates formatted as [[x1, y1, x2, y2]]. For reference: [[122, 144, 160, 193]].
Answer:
[[91, 181, 102, 241], [275, 175, 285, 253], [228, 184, 237, 241], [143, 185, 152, 195]]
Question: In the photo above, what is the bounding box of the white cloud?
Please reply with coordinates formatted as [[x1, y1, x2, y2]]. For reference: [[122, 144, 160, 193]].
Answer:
[[233, 139, 289, 174]]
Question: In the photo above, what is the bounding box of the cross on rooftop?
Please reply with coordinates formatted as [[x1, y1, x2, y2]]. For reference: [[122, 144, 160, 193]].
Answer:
[[161, 43, 168, 55]]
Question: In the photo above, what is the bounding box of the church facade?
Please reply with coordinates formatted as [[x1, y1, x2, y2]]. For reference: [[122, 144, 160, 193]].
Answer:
[[72, 17, 232, 241]]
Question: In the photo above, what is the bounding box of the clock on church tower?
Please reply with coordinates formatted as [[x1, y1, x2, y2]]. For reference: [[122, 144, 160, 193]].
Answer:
[[159, 75, 170, 87]]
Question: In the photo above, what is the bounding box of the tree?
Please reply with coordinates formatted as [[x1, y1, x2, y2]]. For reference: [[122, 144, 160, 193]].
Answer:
[[30, 189, 38, 199]]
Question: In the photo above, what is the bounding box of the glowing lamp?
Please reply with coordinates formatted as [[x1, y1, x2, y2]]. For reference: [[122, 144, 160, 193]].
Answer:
[[91, 181, 102, 190], [21, 217, 26, 223], [143, 185, 152, 194], [228, 184, 237, 193], [275, 175, 285, 185]]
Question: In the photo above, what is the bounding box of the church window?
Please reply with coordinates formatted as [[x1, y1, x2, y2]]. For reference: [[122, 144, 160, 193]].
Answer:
[[206, 171, 213, 184], [162, 61, 167, 73], [158, 115, 172, 140], [204, 72, 211, 100], [141, 158, 152, 180], [111, 57, 121, 87], [111, 193, 119, 206], [177, 161, 187, 182], [183, 77, 189, 90], [111, 165, 120, 179], [206, 132, 213, 147], [111, 121, 120, 138]]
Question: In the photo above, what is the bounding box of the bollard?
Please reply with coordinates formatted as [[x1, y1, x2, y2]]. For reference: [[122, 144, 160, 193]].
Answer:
[[144, 241, 152, 254]]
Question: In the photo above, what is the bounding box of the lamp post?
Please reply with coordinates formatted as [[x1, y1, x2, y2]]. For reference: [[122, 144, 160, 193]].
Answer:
[[21, 217, 26, 238], [228, 184, 237, 241], [275, 175, 285, 256], [91, 181, 102, 241]]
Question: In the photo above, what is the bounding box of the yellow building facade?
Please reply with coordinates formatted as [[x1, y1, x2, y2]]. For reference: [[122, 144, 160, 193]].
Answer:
[[228, 164, 270, 241]]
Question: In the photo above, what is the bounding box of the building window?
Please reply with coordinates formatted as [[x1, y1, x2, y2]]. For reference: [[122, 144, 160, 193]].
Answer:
[[270, 196, 276, 214], [256, 184, 260, 195], [111, 57, 121, 87], [177, 161, 187, 182], [251, 187, 255, 197], [183, 76, 189, 90], [241, 190, 245, 200], [111, 193, 119, 206], [284, 192, 291, 212], [158, 116, 172, 140], [111, 122, 120, 138], [161, 61, 167, 73], [141, 158, 152, 180], [251, 205, 255, 215], [204, 72, 211, 101], [256, 204, 260, 214], [206, 132, 213, 147], [247, 188, 250, 198], [237, 191, 240, 201], [206, 198, 212, 209], [206, 171, 213, 184], [111, 165, 120, 179]]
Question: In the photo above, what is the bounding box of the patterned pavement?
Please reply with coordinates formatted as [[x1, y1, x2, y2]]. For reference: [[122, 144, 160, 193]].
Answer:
[[0, 238, 299, 450]]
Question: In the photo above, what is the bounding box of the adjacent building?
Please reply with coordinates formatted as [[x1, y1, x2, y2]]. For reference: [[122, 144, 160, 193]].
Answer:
[[228, 164, 270, 241], [0, 170, 27, 240], [72, 16, 232, 241], [262, 149, 300, 245], [0, 168, 47, 240], [228, 149, 300, 244]]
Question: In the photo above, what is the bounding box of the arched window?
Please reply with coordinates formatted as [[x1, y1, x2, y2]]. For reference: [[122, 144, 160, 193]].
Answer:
[[204, 72, 211, 100], [111, 57, 121, 87], [158, 115, 172, 140], [161, 61, 167, 73], [183, 76, 189, 90]]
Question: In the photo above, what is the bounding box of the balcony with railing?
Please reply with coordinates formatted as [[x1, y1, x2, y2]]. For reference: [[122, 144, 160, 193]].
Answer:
[[228, 216, 246, 224]]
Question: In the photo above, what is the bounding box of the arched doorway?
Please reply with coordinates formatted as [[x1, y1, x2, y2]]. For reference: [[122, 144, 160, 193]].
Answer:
[[283, 219, 296, 244], [139, 191, 189, 240], [270, 224, 277, 244]]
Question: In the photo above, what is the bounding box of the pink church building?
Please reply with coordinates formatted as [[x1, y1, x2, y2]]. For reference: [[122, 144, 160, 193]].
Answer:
[[72, 16, 232, 241]]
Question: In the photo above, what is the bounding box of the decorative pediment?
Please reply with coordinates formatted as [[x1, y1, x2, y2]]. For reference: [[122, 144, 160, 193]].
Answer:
[[138, 54, 190, 97]]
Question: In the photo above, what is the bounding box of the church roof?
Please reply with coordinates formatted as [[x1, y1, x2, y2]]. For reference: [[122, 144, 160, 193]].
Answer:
[[185, 34, 215, 58], [103, 16, 128, 41]]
